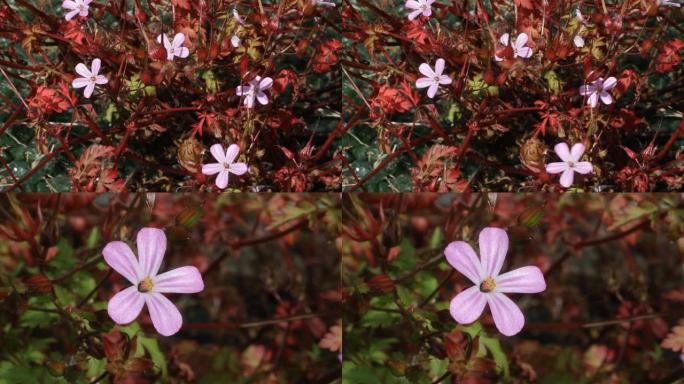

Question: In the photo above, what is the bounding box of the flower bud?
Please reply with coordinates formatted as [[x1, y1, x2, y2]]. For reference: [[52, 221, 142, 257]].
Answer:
[[520, 137, 546, 173], [177, 137, 204, 174]]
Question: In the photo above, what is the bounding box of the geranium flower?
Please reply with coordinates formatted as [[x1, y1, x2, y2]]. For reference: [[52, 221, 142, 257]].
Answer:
[[445, 227, 546, 336], [231, 35, 241, 48], [405, 0, 435, 20], [103, 228, 204, 336], [579, 77, 617, 108], [545, 142, 593, 188], [201, 143, 248, 189], [311, 0, 337, 7], [574, 35, 585, 48], [235, 76, 273, 108], [233, 8, 246, 24], [495, 33, 533, 61], [657, 0, 680, 7], [157, 33, 190, 61], [72, 58, 108, 98], [62, 0, 91, 21], [415, 58, 452, 98]]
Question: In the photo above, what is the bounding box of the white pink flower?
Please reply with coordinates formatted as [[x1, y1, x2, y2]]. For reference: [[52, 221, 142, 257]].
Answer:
[[236, 76, 273, 108], [62, 0, 91, 21], [579, 77, 617, 108], [545, 142, 593, 188], [311, 0, 337, 7], [157, 33, 190, 61], [231, 35, 241, 48], [71, 58, 108, 98], [405, 0, 435, 20], [415, 58, 452, 98], [495, 33, 533, 61], [657, 0, 681, 7], [233, 8, 246, 24], [202, 143, 248, 189], [445, 227, 546, 336], [103, 228, 204, 336]]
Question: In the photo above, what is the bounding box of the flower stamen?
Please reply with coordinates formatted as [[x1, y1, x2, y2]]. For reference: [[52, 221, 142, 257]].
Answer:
[[138, 277, 154, 293], [479, 276, 496, 293]]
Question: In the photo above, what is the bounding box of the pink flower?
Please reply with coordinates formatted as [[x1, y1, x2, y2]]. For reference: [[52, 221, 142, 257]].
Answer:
[[445, 227, 546, 336], [236, 76, 273, 108], [72, 58, 108, 98], [405, 0, 435, 20], [233, 8, 246, 24], [62, 0, 91, 20], [579, 77, 617, 108], [311, 0, 337, 7], [495, 33, 533, 62], [103, 228, 204, 336], [415, 58, 452, 98], [201, 143, 248, 189], [657, 0, 680, 7], [157, 33, 190, 61], [545, 142, 593, 188], [576, 9, 588, 25]]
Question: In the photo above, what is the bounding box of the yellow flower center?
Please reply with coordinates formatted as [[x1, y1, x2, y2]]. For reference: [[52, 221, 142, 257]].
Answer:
[[479, 276, 496, 293], [138, 277, 154, 293]]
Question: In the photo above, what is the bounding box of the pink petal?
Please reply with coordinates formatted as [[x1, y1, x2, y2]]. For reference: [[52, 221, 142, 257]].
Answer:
[[256, 91, 269, 105], [259, 77, 273, 90], [486, 293, 525, 336], [107, 285, 145, 324], [172, 33, 185, 48], [215, 170, 229, 189], [554, 142, 570, 162], [418, 63, 435, 78], [478, 227, 508, 278], [578, 84, 596, 96], [599, 91, 612, 105], [515, 46, 532, 58], [136, 228, 167, 278], [90, 58, 101, 76], [560, 168, 575, 188], [514, 33, 528, 49], [75, 63, 91, 78], [95, 75, 108, 85], [407, 9, 422, 20], [449, 286, 487, 324], [405, 0, 420, 9], [153, 266, 204, 293], [444, 241, 483, 284], [144, 292, 183, 336], [438, 75, 452, 85], [426, 83, 438, 98], [229, 162, 248, 175], [499, 33, 510, 46], [434, 58, 445, 76], [102, 241, 141, 284], [176, 47, 190, 58], [64, 9, 79, 20], [574, 161, 593, 174], [225, 144, 240, 164], [210, 143, 226, 163], [602, 77, 617, 91], [202, 163, 223, 175], [62, 0, 77, 9], [569, 143, 585, 162], [415, 78, 433, 89], [83, 83, 95, 98], [587, 92, 599, 108], [545, 162, 568, 174], [495, 266, 546, 293], [72, 77, 90, 89]]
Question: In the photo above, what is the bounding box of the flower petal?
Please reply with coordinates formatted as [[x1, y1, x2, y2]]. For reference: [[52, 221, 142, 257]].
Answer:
[[545, 162, 568, 174], [107, 286, 145, 324], [259, 77, 273, 90], [90, 58, 101, 76], [223, 144, 239, 164], [137, 227, 167, 278], [578, 84, 596, 96], [405, 0, 420, 9], [176, 47, 190, 58], [72, 77, 90, 89], [75, 63, 91, 78], [553, 142, 571, 162], [570, 143, 585, 162], [478, 227, 508, 278], [574, 161, 593, 174], [83, 83, 95, 98], [153, 266, 204, 293], [210, 143, 226, 163], [407, 9, 422, 20], [434, 58, 445, 76], [560, 168, 575, 188], [495, 266, 546, 293], [229, 162, 248, 175], [438, 75, 452, 85], [514, 33, 528, 49], [95, 75, 108, 85], [486, 292, 525, 336], [444, 241, 484, 284], [102, 241, 142, 284], [418, 63, 435, 78], [62, 0, 77, 9], [202, 163, 223, 175], [256, 91, 269, 105], [599, 91, 612, 105], [426, 83, 438, 98], [587, 92, 599, 108], [515, 46, 532, 58], [215, 169, 229, 189], [449, 286, 487, 324], [499, 33, 510, 46], [145, 292, 183, 336], [602, 77, 617, 91], [65, 9, 79, 20], [415, 77, 433, 89], [172, 33, 185, 48]]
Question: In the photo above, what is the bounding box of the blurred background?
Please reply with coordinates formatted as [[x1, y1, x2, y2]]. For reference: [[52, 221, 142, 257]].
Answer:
[[0, 193, 341, 383], [342, 193, 684, 383]]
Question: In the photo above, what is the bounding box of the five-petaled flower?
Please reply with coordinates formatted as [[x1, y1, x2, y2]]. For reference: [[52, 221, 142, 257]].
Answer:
[[545, 142, 593, 188], [445, 227, 546, 336], [579, 77, 617, 108], [72, 58, 108, 98], [62, 0, 91, 21], [495, 33, 533, 61], [236, 76, 273, 108], [202, 143, 248, 189], [405, 0, 435, 20], [415, 58, 452, 99], [157, 33, 190, 61], [103, 228, 204, 336]]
